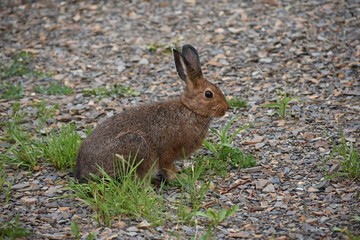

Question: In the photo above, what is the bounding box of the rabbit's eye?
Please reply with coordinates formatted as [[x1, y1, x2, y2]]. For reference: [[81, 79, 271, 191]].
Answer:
[[205, 91, 213, 98]]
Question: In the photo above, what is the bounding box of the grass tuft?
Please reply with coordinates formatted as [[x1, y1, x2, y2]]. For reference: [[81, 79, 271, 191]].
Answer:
[[196, 205, 239, 238], [0, 161, 6, 193], [4, 121, 42, 170], [0, 82, 24, 100], [0, 214, 31, 239], [203, 116, 255, 175], [0, 51, 51, 80], [34, 82, 73, 95], [261, 89, 294, 119], [326, 134, 360, 181], [227, 97, 247, 111], [41, 123, 82, 170], [3, 102, 81, 170], [70, 155, 165, 227], [175, 159, 210, 224]]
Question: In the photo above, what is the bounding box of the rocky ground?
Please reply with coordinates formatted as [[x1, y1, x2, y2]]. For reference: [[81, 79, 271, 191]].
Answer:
[[0, 0, 359, 239]]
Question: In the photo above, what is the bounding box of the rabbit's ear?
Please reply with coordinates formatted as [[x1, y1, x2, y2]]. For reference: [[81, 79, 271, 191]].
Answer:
[[173, 45, 203, 83], [181, 44, 203, 79], [173, 48, 187, 82]]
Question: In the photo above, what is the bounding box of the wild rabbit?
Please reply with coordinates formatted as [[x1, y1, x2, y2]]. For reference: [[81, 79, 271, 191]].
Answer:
[[74, 44, 229, 182]]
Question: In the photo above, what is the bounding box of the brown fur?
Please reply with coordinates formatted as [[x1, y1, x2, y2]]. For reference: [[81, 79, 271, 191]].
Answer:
[[74, 44, 229, 182]]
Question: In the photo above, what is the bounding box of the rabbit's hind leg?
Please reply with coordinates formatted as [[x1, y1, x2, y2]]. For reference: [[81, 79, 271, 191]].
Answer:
[[158, 154, 178, 182], [113, 131, 156, 179]]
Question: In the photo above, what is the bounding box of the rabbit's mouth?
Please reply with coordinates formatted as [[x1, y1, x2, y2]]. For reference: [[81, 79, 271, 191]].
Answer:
[[212, 102, 229, 117], [212, 107, 227, 117]]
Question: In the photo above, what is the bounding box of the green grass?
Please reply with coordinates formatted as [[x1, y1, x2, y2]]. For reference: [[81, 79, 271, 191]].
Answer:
[[0, 82, 24, 100], [146, 43, 173, 55], [227, 97, 247, 111], [34, 82, 73, 95], [0, 161, 5, 193], [326, 134, 360, 181], [4, 121, 43, 169], [0, 51, 49, 79], [4, 121, 82, 171], [333, 215, 360, 240], [71, 221, 81, 240], [196, 205, 239, 239], [71, 221, 97, 240], [41, 123, 82, 170], [261, 90, 295, 119], [0, 214, 31, 239], [33, 100, 59, 130], [0, 51, 51, 100], [1, 103, 37, 169], [203, 116, 256, 175], [175, 159, 211, 224], [3, 102, 81, 171], [0, 161, 14, 205], [70, 156, 165, 227], [82, 85, 140, 99]]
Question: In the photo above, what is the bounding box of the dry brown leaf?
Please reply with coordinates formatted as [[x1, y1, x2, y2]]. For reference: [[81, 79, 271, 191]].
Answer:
[[229, 231, 251, 238], [72, 12, 81, 22]]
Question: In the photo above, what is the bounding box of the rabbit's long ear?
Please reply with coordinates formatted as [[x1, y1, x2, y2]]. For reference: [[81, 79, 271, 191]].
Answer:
[[173, 44, 203, 83], [181, 44, 203, 80], [173, 48, 187, 82]]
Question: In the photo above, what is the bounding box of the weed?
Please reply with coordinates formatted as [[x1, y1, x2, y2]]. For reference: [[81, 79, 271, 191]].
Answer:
[[333, 219, 360, 240], [2, 102, 40, 169], [261, 89, 294, 119], [0, 162, 5, 193], [0, 214, 31, 239], [71, 221, 81, 240], [33, 100, 59, 130], [1, 51, 50, 79], [86, 232, 97, 240], [218, 146, 256, 168], [196, 205, 239, 227], [4, 176, 16, 205], [147, 43, 162, 52], [176, 202, 194, 224], [7, 102, 27, 125], [146, 43, 173, 54], [203, 116, 255, 175], [4, 121, 42, 170], [196, 205, 239, 238], [41, 123, 82, 170], [0, 162, 13, 205], [82, 85, 140, 99], [327, 134, 360, 181], [175, 159, 210, 224], [193, 227, 212, 240], [34, 82, 73, 95], [3, 102, 80, 171], [0, 82, 24, 100], [207, 116, 250, 148], [70, 155, 165, 227], [0, 51, 52, 99], [227, 97, 247, 111]]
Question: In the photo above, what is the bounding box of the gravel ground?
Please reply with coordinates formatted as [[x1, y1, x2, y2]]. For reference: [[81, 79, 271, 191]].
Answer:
[[0, 0, 359, 239]]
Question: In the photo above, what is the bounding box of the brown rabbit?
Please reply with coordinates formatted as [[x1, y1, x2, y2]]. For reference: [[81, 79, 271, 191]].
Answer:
[[74, 44, 229, 182]]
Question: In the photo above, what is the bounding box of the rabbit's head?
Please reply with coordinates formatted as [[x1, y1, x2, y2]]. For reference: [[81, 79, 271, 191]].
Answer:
[[173, 45, 229, 117]]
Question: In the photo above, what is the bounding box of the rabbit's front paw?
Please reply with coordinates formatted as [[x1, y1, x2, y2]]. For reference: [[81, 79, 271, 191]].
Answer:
[[164, 169, 177, 181], [155, 168, 177, 183]]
